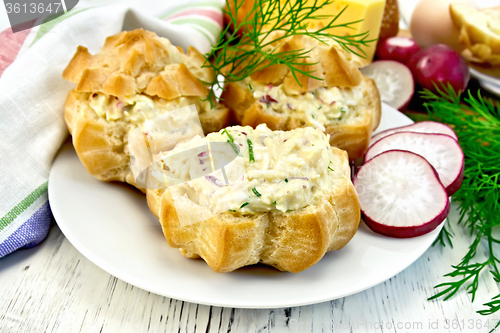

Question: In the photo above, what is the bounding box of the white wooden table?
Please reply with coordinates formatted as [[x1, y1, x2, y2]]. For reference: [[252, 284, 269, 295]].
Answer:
[[1, 202, 498, 333]]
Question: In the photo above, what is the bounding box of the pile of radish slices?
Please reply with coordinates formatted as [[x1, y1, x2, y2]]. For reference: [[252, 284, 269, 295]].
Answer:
[[353, 121, 464, 238]]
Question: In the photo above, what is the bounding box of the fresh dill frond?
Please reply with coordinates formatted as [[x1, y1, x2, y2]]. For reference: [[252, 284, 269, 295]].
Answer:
[[202, 0, 375, 106], [423, 84, 500, 329]]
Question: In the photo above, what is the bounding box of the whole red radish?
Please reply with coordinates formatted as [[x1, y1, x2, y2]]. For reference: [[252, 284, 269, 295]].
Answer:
[[376, 37, 420, 64], [407, 44, 469, 93]]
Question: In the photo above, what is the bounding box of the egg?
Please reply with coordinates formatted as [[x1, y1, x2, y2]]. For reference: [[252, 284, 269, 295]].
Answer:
[[410, 0, 477, 51]]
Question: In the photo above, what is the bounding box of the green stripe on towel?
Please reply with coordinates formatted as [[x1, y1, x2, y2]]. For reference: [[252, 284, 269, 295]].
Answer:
[[30, 8, 90, 46], [158, 1, 222, 19], [0, 181, 48, 232], [169, 17, 220, 39]]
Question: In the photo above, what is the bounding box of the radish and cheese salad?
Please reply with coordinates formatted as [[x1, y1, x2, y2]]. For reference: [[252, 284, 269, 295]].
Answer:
[[353, 121, 464, 238], [152, 124, 337, 214], [247, 78, 365, 131]]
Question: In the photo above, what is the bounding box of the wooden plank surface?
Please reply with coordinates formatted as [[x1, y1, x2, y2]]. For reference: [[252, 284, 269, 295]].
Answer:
[[0, 202, 498, 333]]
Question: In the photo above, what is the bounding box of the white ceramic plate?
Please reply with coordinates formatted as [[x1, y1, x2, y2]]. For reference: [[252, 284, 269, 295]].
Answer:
[[49, 103, 444, 309], [470, 66, 500, 96]]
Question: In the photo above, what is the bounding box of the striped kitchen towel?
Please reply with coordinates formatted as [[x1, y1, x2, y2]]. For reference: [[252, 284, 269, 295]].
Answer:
[[0, 0, 224, 258]]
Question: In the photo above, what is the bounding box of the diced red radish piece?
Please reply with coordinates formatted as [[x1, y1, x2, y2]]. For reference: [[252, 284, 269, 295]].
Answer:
[[360, 60, 414, 110], [365, 132, 464, 196], [370, 121, 458, 146], [354, 150, 450, 238]]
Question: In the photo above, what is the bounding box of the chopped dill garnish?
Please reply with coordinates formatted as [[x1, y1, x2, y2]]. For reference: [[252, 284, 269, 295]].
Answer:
[[222, 128, 234, 142], [247, 139, 255, 162], [328, 166, 334, 171], [240, 202, 249, 209], [285, 178, 288, 183], [222, 128, 241, 156], [252, 187, 261, 197]]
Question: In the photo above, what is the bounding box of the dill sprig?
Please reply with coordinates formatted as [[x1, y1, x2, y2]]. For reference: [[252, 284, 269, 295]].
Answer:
[[222, 128, 241, 156], [423, 84, 500, 332], [202, 0, 375, 104], [247, 138, 255, 162], [252, 186, 261, 196]]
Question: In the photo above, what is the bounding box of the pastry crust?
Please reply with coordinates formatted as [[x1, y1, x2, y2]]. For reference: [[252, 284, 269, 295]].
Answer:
[[220, 34, 381, 159], [146, 144, 360, 273], [63, 29, 230, 189], [222, 76, 381, 159]]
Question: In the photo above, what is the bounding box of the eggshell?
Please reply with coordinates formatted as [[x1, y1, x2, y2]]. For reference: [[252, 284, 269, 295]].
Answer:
[[410, 0, 477, 51]]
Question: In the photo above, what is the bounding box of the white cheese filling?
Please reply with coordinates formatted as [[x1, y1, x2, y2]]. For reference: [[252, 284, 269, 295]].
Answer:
[[248, 79, 364, 131], [155, 124, 342, 214]]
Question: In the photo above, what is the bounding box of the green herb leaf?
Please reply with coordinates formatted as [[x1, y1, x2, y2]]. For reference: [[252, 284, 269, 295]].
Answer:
[[247, 139, 255, 162], [222, 128, 234, 142], [423, 83, 500, 324], [285, 178, 288, 183], [252, 187, 261, 197], [328, 166, 334, 171], [223, 129, 241, 156], [240, 202, 249, 209], [202, 0, 375, 107]]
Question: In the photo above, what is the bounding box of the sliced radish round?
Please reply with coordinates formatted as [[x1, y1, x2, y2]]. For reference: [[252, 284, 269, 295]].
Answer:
[[370, 121, 458, 146], [365, 132, 464, 196], [354, 150, 450, 238], [360, 60, 414, 110]]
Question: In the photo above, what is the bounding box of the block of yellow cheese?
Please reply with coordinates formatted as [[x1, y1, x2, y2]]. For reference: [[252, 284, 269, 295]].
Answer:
[[302, 0, 386, 63], [226, 0, 386, 64]]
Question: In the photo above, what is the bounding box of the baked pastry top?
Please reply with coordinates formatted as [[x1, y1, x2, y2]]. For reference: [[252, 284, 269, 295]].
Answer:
[[147, 124, 360, 273], [220, 33, 381, 159], [63, 29, 230, 189]]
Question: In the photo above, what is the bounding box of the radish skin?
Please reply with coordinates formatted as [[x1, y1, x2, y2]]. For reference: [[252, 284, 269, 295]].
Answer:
[[354, 150, 450, 238], [365, 132, 464, 196], [370, 121, 458, 146]]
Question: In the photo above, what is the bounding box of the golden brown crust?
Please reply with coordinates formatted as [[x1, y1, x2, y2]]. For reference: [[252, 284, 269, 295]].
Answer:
[[63, 30, 230, 189], [221, 76, 381, 159], [238, 34, 364, 92], [64, 90, 133, 184], [146, 147, 360, 273]]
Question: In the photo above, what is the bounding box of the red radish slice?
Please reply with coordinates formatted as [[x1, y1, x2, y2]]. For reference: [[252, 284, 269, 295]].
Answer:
[[365, 132, 464, 196], [354, 150, 450, 238], [370, 121, 458, 146], [360, 60, 414, 110]]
